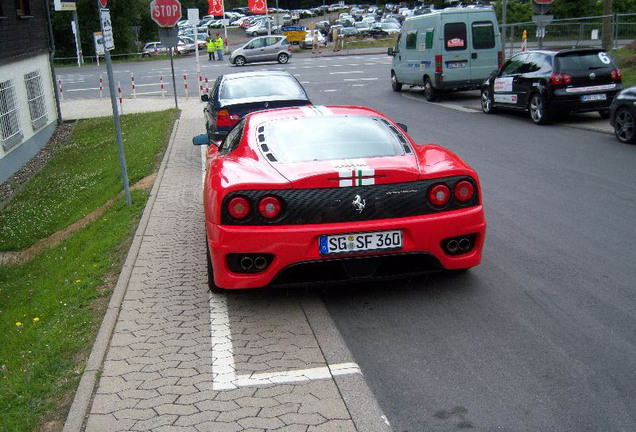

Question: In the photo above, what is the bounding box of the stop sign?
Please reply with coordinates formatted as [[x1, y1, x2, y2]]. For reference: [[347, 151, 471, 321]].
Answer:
[[150, 0, 182, 28]]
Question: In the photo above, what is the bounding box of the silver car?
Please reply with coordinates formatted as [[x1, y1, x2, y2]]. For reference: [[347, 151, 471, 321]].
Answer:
[[229, 36, 292, 66]]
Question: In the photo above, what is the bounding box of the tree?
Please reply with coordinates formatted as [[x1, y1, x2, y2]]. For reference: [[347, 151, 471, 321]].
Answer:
[[494, 0, 531, 24], [601, 0, 612, 51]]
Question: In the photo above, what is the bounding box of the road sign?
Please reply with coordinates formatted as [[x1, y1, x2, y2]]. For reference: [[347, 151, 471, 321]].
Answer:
[[99, 0, 107, 8], [100, 9, 114, 51], [532, 15, 553, 26], [150, 0, 182, 28], [94, 32, 105, 55], [158, 26, 179, 49]]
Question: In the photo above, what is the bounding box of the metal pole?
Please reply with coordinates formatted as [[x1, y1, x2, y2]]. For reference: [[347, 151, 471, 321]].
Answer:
[[169, 48, 179, 109], [275, 0, 279, 29], [73, 10, 84, 65], [98, 5, 131, 205], [614, 13, 619, 50], [501, 0, 507, 62], [194, 23, 200, 74], [44, 0, 63, 125]]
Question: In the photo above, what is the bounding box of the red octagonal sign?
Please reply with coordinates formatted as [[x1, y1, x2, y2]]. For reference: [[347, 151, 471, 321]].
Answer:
[[150, 0, 182, 28]]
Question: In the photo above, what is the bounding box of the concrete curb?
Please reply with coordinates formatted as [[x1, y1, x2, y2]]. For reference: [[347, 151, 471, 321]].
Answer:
[[62, 112, 182, 432], [301, 297, 393, 432]]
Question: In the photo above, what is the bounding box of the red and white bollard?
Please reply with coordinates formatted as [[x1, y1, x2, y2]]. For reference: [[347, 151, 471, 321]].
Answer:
[[204, 77, 209, 94], [198, 73, 203, 97], [160, 75, 165, 98], [183, 72, 188, 100], [131, 72, 136, 99], [117, 81, 123, 114], [99, 75, 103, 100], [58, 78, 63, 100]]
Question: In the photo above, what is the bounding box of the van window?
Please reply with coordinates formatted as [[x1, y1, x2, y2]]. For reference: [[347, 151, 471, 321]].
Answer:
[[472, 21, 495, 49], [444, 23, 466, 51], [425, 28, 434, 50], [406, 30, 417, 49]]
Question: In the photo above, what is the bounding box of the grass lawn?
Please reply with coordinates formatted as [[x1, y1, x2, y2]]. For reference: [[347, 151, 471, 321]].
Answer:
[[612, 47, 636, 87], [0, 109, 177, 252], [0, 109, 177, 431]]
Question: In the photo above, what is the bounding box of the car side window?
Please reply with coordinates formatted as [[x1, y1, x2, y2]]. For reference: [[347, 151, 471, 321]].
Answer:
[[500, 54, 528, 76], [266, 37, 279, 46], [219, 119, 246, 155], [211, 77, 221, 105], [472, 21, 495, 49], [405, 30, 417, 49]]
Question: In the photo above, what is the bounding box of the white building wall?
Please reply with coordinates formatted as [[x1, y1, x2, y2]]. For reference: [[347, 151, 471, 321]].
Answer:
[[0, 52, 57, 162]]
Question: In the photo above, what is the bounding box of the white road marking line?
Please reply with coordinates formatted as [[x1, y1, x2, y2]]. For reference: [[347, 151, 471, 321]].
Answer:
[[135, 91, 164, 95], [323, 89, 338, 92], [360, 77, 379, 81], [300, 81, 310, 84], [343, 79, 359, 82], [401, 92, 481, 113], [347, 63, 359, 66], [330, 70, 363, 75], [66, 87, 99, 92], [293, 73, 301, 76], [317, 65, 327, 68], [301, 66, 313, 69], [201, 148, 362, 391], [352, 84, 365, 87], [287, 66, 297, 69]]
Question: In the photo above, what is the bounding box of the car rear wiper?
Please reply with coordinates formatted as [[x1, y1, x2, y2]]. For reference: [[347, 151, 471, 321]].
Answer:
[[588, 66, 606, 70]]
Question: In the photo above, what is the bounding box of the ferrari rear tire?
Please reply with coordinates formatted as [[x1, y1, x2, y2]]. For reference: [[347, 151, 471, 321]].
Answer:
[[391, 71, 402, 92], [424, 77, 438, 102], [614, 107, 636, 144], [529, 93, 550, 125], [277, 53, 289, 64], [206, 238, 225, 293]]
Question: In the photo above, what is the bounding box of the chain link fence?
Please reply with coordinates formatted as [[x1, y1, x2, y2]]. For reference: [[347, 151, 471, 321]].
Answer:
[[502, 13, 636, 57]]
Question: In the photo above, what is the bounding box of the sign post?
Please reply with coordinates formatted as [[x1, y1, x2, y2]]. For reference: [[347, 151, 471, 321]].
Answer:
[[151, 0, 182, 110], [532, 0, 553, 49], [98, 0, 132, 205], [188, 8, 200, 76]]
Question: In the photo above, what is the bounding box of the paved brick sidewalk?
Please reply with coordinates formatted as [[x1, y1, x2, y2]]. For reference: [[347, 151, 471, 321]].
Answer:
[[63, 101, 390, 432]]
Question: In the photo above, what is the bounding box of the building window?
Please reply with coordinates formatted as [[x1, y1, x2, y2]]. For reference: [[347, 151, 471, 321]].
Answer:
[[0, 80, 23, 151], [15, 0, 31, 17], [24, 71, 48, 130]]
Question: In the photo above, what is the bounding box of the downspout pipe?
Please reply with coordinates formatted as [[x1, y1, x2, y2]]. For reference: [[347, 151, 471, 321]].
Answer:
[[44, 0, 63, 125]]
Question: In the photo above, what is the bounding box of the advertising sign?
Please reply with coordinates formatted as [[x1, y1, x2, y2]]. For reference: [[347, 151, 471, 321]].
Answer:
[[94, 32, 105, 55], [282, 26, 307, 43]]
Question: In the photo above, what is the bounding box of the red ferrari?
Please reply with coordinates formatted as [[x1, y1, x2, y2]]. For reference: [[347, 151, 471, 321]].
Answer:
[[194, 105, 486, 290]]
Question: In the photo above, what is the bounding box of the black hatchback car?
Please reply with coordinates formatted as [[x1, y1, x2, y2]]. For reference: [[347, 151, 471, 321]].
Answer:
[[481, 48, 623, 125], [202, 70, 311, 141]]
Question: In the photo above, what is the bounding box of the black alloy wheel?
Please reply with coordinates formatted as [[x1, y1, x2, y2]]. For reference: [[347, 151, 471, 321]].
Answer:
[[391, 72, 402, 92], [529, 93, 549, 125], [481, 88, 496, 114], [424, 77, 438, 102], [614, 107, 636, 144]]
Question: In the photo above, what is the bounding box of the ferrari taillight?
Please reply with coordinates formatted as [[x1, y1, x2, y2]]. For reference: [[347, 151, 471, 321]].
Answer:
[[454, 180, 474, 203], [550, 73, 572, 86], [611, 68, 622, 82], [217, 109, 240, 127], [429, 184, 451, 207], [258, 196, 282, 219], [228, 197, 250, 219]]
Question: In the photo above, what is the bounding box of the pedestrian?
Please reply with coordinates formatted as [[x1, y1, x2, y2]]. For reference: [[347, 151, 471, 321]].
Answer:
[[215, 32, 224, 61], [332, 27, 340, 52], [312, 30, 321, 54], [206, 37, 215, 61]]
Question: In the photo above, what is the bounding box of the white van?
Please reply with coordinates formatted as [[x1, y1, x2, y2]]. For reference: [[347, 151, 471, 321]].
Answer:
[[389, 7, 502, 101]]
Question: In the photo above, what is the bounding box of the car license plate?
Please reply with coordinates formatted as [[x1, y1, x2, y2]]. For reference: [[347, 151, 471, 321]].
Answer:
[[446, 61, 466, 69], [581, 93, 607, 102], [319, 230, 403, 255]]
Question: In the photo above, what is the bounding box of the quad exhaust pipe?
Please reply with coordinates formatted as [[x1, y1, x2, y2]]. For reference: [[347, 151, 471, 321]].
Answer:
[[240, 256, 254, 270], [230, 253, 273, 273]]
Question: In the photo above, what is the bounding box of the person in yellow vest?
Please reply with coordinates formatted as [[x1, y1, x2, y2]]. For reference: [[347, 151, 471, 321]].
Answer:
[[206, 37, 215, 61], [214, 32, 224, 61]]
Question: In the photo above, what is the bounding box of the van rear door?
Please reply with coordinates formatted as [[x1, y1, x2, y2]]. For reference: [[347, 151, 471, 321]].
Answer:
[[441, 13, 471, 86], [469, 16, 500, 84]]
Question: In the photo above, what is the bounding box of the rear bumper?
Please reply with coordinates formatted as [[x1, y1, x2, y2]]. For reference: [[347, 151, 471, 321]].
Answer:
[[206, 206, 486, 289], [550, 87, 622, 113]]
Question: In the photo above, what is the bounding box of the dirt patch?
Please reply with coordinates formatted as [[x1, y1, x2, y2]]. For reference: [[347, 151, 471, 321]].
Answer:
[[0, 174, 156, 267]]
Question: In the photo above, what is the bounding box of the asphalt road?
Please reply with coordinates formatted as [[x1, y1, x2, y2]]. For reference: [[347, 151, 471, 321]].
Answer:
[[60, 53, 636, 431]]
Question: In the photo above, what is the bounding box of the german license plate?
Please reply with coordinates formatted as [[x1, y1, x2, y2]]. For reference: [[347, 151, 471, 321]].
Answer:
[[446, 61, 466, 69], [319, 230, 403, 255], [581, 93, 607, 102]]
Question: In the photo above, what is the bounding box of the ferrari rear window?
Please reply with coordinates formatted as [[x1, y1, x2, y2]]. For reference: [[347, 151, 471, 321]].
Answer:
[[263, 115, 406, 163], [220, 75, 306, 100]]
